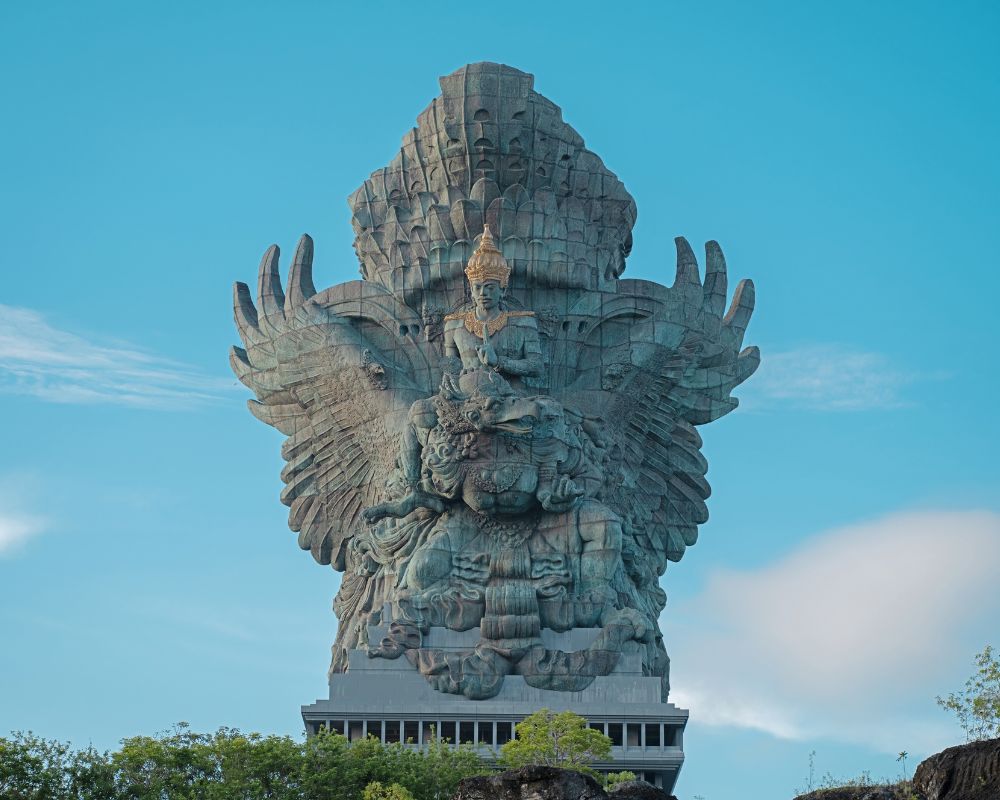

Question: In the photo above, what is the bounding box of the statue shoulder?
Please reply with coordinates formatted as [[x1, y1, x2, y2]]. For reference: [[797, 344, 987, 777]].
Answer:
[[506, 310, 537, 329]]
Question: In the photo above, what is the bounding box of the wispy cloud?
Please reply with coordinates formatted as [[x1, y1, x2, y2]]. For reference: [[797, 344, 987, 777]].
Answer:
[[743, 344, 919, 411], [664, 509, 1000, 753], [0, 304, 232, 409], [0, 511, 47, 556], [0, 476, 49, 556]]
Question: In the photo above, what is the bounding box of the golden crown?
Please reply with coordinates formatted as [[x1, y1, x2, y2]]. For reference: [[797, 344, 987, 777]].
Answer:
[[464, 226, 511, 287]]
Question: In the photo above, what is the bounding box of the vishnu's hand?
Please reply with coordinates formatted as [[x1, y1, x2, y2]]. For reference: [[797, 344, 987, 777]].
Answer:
[[477, 343, 499, 367], [440, 371, 462, 397]]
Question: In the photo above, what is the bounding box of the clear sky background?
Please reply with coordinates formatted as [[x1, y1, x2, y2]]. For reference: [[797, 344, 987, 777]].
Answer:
[[1, 1, 998, 797]]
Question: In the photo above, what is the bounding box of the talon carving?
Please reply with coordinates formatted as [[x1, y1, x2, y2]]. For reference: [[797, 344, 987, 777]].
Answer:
[[362, 491, 445, 523]]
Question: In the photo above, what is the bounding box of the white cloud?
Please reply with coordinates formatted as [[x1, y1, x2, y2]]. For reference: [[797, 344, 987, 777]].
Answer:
[[0, 304, 232, 409], [744, 344, 918, 411], [0, 512, 47, 556], [0, 476, 49, 556], [664, 510, 1000, 753]]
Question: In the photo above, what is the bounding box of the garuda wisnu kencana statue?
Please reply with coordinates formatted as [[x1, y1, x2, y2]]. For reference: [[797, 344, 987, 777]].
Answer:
[[231, 63, 758, 701]]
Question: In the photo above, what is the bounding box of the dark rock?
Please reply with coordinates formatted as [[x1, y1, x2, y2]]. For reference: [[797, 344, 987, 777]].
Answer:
[[791, 737, 1000, 800], [452, 767, 678, 800], [608, 778, 676, 800], [453, 766, 606, 800], [792, 788, 906, 800], [912, 736, 1000, 800]]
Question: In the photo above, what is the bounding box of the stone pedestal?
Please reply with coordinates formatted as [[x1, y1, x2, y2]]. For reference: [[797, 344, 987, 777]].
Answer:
[[302, 626, 688, 793]]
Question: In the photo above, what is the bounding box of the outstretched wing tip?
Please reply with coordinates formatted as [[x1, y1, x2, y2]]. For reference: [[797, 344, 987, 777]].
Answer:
[[287, 233, 318, 309], [672, 236, 701, 287]]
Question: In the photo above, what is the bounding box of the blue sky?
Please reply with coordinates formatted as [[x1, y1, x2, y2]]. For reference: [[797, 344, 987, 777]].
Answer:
[[1, 1, 998, 797]]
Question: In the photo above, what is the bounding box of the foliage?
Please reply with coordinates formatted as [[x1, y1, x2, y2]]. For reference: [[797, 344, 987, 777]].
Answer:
[[363, 781, 415, 800], [809, 771, 916, 800], [603, 770, 636, 790], [896, 751, 908, 781], [793, 751, 918, 799], [819, 769, 876, 789], [0, 724, 485, 800], [107, 723, 304, 799], [797, 749, 816, 795], [0, 731, 115, 800], [936, 644, 1000, 742], [498, 709, 611, 776], [0, 731, 76, 799], [300, 728, 484, 800]]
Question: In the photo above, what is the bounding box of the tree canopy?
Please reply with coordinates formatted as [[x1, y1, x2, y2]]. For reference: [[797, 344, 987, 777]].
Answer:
[[937, 644, 1000, 742], [498, 710, 611, 776], [0, 724, 484, 800]]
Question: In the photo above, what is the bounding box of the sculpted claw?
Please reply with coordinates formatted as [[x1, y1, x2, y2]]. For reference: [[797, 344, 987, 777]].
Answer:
[[362, 491, 445, 523]]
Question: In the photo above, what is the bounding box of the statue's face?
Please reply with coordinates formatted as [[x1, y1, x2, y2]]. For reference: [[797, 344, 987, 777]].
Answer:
[[471, 280, 502, 312]]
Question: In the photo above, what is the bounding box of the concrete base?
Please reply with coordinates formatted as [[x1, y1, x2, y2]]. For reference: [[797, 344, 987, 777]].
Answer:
[[302, 625, 688, 793]]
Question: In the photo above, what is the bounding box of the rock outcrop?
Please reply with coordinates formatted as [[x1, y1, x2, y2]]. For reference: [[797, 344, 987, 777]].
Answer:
[[452, 766, 676, 800], [792, 787, 908, 800], [791, 737, 1000, 800], [912, 736, 1000, 800], [608, 778, 678, 800]]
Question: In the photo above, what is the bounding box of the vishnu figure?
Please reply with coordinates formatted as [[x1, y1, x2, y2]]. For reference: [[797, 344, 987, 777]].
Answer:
[[440, 225, 542, 389], [363, 226, 543, 523]]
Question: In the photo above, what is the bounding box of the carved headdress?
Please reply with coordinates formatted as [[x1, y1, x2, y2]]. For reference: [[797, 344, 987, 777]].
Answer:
[[464, 226, 510, 287]]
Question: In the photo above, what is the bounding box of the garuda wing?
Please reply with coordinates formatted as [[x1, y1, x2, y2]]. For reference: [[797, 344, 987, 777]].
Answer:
[[561, 238, 758, 635], [230, 235, 436, 572]]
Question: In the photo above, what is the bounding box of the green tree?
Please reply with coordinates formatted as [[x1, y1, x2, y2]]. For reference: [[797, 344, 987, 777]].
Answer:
[[604, 770, 636, 790], [936, 644, 1000, 742], [363, 780, 416, 800], [393, 729, 485, 800], [300, 728, 484, 800], [499, 709, 611, 776], [1, 723, 485, 800], [67, 744, 117, 800], [0, 732, 75, 799], [299, 729, 354, 800], [0, 732, 116, 800], [110, 723, 304, 800]]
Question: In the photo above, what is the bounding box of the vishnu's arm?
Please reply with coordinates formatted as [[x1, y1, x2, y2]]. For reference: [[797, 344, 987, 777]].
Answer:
[[497, 322, 543, 378], [441, 325, 463, 376]]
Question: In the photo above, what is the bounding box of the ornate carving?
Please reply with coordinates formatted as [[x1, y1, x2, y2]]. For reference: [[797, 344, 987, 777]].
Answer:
[[230, 63, 759, 701], [421, 303, 445, 342], [361, 348, 388, 390], [602, 357, 633, 391], [461, 225, 511, 287], [535, 306, 561, 338], [445, 309, 536, 338]]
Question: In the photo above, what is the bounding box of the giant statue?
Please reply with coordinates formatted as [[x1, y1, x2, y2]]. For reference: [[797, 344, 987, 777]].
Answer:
[[231, 63, 758, 705]]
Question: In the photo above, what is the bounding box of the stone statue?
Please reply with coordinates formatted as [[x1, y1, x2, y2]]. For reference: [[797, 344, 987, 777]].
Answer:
[[231, 63, 758, 702]]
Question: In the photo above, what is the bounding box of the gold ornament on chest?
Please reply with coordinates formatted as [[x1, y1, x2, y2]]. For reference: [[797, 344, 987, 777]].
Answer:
[[450, 310, 534, 339]]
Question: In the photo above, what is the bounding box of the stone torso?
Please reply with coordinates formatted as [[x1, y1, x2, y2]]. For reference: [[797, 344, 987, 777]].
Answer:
[[461, 435, 542, 516], [444, 312, 542, 391]]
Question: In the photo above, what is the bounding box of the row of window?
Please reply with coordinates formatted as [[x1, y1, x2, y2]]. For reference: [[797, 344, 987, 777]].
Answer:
[[589, 721, 666, 747], [309, 719, 679, 749]]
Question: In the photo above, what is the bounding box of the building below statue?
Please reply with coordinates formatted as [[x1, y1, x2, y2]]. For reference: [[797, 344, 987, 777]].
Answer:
[[302, 623, 688, 793]]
